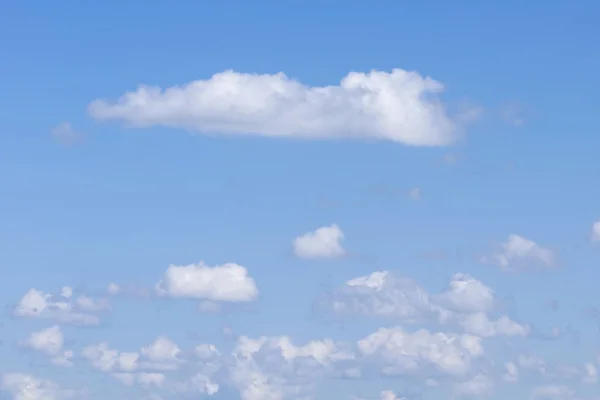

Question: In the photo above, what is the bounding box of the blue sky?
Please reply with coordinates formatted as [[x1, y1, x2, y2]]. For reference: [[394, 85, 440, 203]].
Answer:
[[1, 1, 600, 399]]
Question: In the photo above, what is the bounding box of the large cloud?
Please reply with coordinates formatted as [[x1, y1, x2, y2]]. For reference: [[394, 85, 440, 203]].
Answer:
[[88, 69, 477, 146]]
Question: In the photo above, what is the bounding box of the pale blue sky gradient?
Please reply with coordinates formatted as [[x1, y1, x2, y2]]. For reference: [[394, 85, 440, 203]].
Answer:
[[1, 1, 600, 399]]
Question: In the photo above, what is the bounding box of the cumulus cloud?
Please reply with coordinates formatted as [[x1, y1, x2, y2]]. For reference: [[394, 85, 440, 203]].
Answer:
[[82, 336, 185, 375], [292, 224, 346, 259], [155, 261, 258, 302], [88, 69, 477, 146], [460, 313, 530, 337], [380, 390, 408, 400], [482, 234, 556, 271], [317, 271, 529, 337], [25, 325, 64, 355], [141, 336, 181, 366], [357, 327, 484, 377], [1, 373, 78, 400], [230, 335, 352, 400], [13, 287, 107, 326]]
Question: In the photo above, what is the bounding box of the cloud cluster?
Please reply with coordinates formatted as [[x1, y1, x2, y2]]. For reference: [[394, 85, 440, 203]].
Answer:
[[317, 270, 530, 338], [6, 223, 600, 400], [14, 287, 109, 326]]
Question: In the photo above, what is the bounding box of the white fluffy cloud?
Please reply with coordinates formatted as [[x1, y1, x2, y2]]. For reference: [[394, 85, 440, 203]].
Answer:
[[380, 390, 408, 400], [13, 287, 107, 326], [292, 224, 346, 259], [141, 336, 181, 366], [82, 336, 184, 374], [230, 335, 352, 400], [88, 69, 476, 147], [1, 373, 77, 400], [25, 325, 64, 355], [319, 270, 529, 337], [357, 327, 484, 377], [482, 234, 556, 271], [155, 261, 258, 302], [460, 313, 530, 337]]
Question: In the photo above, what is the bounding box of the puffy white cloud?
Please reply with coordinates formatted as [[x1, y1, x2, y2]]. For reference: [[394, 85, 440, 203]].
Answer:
[[380, 390, 407, 400], [81, 343, 123, 372], [292, 224, 346, 259], [592, 221, 600, 242], [230, 335, 352, 400], [13, 288, 106, 326], [319, 270, 528, 338], [83, 336, 184, 374], [324, 271, 439, 322], [141, 336, 181, 365], [459, 313, 530, 337], [357, 327, 484, 377], [25, 326, 64, 355], [1, 373, 77, 400], [156, 262, 258, 302], [89, 69, 475, 147], [433, 273, 494, 313], [482, 234, 556, 271]]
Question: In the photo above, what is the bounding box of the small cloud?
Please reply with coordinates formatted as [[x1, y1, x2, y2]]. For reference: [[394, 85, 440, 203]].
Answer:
[[292, 224, 346, 259], [591, 221, 600, 242], [407, 187, 421, 201], [481, 234, 556, 271], [155, 262, 259, 302], [51, 122, 83, 145]]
